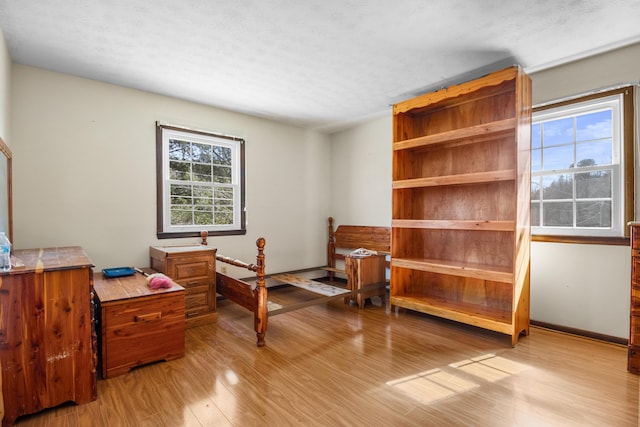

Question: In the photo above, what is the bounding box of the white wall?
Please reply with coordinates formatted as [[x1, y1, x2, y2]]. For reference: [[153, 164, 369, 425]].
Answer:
[[329, 42, 640, 339], [329, 113, 392, 227], [0, 25, 9, 142], [10, 65, 331, 274], [0, 23, 8, 424], [528, 42, 640, 339]]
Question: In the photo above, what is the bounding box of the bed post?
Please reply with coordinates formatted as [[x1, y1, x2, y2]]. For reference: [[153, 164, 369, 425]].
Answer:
[[328, 217, 336, 281], [254, 237, 267, 347]]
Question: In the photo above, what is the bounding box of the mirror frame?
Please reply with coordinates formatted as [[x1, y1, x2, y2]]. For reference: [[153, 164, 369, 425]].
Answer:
[[0, 136, 12, 242]]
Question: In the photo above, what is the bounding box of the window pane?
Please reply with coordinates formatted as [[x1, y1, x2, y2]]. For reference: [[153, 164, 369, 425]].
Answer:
[[532, 123, 541, 149], [171, 184, 192, 197], [576, 200, 611, 227], [543, 201, 573, 226], [215, 187, 233, 199], [170, 160, 191, 180], [575, 170, 611, 199], [542, 117, 573, 147], [215, 211, 233, 225], [213, 165, 232, 183], [531, 178, 541, 202], [192, 143, 212, 163], [576, 110, 612, 141], [169, 139, 191, 161], [576, 139, 612, 167], [531, 202, 540, 227], [542, 145, 573, 170], [193, 196, 212, 206], [193, 186, 213, 198], [194, 211, 213, 225], [171, 208, 192, 225], [532, 149, 541, 172], [192, 163, 212, 182], [213, 146, 232, 166], [542, 174, 573, 200]]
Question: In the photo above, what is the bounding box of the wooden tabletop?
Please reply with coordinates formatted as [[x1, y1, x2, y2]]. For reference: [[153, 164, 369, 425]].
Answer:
[[94, 269, 184, 303], [5, 246, 93, 274]]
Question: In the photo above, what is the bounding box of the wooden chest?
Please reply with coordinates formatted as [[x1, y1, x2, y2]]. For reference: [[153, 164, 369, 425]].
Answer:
[[0, 247, 96, 426], [150, 245, 217, 328], [94, 271, 185, 378]]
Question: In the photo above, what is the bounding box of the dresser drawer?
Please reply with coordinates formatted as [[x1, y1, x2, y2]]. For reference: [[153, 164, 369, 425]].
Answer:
[[104, 293, 183, 327], [101, 293, 185, 378], [632, 257, 640, 283], [185, 289, 213, 316], [632, 286, 640, 315], [631, 317, 640, 346], [171, 256, 213, 281]]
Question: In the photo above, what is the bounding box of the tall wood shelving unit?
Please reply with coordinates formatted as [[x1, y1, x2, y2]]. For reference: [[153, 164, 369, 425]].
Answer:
[[390, 66, 532, 345]]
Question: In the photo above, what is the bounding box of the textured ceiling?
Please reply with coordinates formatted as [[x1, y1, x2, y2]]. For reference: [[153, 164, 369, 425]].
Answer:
[[1, 1, 640, 133]]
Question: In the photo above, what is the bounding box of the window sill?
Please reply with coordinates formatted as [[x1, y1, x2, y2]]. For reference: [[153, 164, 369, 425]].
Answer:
[[157, 229, 247, 239], [532, 234, 629, 246]]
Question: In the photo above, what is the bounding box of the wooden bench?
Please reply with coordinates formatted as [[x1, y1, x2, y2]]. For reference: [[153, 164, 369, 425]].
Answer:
[[324, 216, 391, 282]]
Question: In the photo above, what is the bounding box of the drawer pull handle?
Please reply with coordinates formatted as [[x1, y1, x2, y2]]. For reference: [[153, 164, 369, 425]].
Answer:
[[186, 281, 199, 285], [134, 312, 162, 322], [186, 312, 199, 317]]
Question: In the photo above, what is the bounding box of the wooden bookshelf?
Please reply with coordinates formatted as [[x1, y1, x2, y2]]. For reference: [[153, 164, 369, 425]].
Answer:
[[390, 66, 532, 345]]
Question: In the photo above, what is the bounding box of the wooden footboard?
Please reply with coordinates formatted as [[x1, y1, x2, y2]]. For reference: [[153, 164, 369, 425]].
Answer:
[[214, 237, 267, 347]]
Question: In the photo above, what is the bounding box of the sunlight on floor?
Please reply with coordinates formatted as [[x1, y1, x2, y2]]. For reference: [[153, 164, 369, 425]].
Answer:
[[387, 354, 531, 404]]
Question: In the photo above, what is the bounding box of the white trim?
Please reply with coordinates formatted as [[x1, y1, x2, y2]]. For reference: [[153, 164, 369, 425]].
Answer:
[[531, 93, 624, 237]]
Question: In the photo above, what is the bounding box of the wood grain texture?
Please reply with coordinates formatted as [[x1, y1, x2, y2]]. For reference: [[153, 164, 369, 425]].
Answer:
[[8, 293, 638, 426], [150, 246, 217, 328], [94, 272, 185, 378], [629, 225, 640, 373], [325, 217, 391, 282], [0, 247, 96, 426], [391, 66, 531, 344]]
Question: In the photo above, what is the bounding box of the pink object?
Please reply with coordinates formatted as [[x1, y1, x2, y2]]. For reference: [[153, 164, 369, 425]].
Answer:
[[147, 273, 173, 290]]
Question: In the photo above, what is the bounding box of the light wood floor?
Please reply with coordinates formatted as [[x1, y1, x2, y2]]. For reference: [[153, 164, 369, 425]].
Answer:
[[13, 287, 640, 426]]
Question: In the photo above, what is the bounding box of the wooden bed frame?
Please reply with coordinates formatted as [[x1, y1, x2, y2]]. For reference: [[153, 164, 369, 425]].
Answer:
[[206, 235, 269, 347], [204, 217, 391, 347], [324, 216, 391, 281]]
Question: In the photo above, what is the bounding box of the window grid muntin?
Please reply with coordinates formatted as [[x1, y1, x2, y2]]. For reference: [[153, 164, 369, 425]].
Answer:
[[162, 128, 241, 233], [531, 94, 623, 237]]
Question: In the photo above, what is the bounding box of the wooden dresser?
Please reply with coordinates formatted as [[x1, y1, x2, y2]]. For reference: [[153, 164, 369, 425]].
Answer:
[[0, 246, 96, 426], [94, 271, 185, 378], [629, 224, 640, 373], [150, 245, 217, 328]]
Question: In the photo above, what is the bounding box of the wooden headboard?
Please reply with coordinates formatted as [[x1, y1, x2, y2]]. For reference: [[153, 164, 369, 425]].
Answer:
[[325, 217, 390, 280]]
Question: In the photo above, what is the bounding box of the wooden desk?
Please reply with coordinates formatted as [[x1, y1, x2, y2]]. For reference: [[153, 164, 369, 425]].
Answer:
[[94, 271, 185, 378], [345, 254, 387, 309]]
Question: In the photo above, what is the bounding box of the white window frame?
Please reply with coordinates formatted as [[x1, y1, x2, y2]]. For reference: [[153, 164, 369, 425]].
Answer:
[[156, 124, 246, 238], [531, 93, 624, 237]]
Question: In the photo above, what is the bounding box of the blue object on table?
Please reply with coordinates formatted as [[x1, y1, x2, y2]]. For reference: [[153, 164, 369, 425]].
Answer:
[[102, 267, 136, 278]]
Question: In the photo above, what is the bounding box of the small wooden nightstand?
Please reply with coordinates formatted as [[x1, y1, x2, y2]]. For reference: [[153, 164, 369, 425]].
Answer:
[[345, 254, 387, 309], [94, 271, 185, 378], [150, 245, 217, 328]]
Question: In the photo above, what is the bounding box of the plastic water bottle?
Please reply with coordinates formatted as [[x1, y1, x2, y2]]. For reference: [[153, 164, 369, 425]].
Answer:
[[0, 232, 11, 272]]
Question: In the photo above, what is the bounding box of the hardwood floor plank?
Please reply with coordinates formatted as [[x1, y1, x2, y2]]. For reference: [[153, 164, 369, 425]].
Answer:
[[12, 289, 640, 426]]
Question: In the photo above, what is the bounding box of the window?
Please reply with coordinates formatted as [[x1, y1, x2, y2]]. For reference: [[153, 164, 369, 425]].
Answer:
[[156, 124, 245, 238], [531, 87, 634, 242]]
